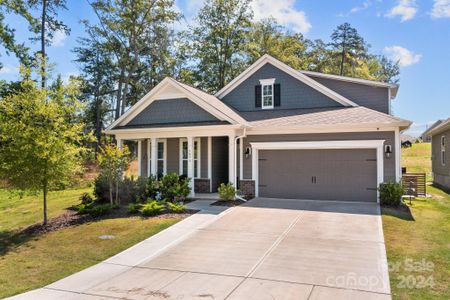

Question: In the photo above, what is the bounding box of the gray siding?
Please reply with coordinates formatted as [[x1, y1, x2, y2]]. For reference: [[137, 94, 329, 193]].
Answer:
[[242, 131, 396, 182], [222, 63, 342, 111], [431, 129, 450, 178], [200, 137, 208, 178], [127, 98, 219, 126], [211, 137, 229, 192], [140, 140, 148, 176], [167, 138, 179, 174], [309, 76, 390, 114]]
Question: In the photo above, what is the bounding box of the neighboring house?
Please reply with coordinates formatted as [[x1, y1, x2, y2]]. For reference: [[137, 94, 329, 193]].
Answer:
[[421, 120, 443, 142], [423, 118, 450, 191], [105, 55, 411, 203]]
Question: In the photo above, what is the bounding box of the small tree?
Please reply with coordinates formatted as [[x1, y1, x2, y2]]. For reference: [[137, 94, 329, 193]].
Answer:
[[0, 69, 87, 225], [97, 144, 131, 205]]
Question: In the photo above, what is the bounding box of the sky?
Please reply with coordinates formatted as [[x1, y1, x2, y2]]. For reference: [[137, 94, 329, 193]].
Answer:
[[1, 0, 449, 137]]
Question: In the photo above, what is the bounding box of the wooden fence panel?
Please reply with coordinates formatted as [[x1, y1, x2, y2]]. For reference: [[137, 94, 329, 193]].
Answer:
[[402, 173, 426, 197]]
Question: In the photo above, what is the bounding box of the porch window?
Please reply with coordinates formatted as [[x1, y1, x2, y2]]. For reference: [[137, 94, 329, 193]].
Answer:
[[180, 138, 201, 178], [148, 139, 167, 177], [442, 136, 446, 166]]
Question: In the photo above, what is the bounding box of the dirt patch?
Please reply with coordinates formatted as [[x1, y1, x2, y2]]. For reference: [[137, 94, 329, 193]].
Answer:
[[210, 200, 246, 207]]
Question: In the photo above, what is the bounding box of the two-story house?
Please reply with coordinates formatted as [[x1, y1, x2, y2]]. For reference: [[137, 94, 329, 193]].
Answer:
[[105, 55, 411, 202]]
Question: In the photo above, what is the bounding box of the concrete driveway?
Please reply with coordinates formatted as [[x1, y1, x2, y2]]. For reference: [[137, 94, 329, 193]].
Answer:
[[10, 198, 391, 300]]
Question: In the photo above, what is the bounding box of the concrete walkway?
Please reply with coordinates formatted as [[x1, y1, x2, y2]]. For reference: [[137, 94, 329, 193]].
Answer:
[[9, 198, 391, 300]]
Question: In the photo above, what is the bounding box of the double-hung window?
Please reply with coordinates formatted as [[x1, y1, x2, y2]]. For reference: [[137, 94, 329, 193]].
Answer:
[[441, 136, 446, 166], [148, 139, 166, 177], [180, 138, 201, 178], [260, 78, 275, 109]]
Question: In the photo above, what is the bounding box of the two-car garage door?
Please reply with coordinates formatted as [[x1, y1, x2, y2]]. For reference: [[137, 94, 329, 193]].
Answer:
[[258, 149, 378, 202]]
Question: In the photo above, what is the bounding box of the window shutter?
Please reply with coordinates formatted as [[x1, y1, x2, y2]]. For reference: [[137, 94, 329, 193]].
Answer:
[[255, 85, 262, 108], [274, 83, 281, 107]]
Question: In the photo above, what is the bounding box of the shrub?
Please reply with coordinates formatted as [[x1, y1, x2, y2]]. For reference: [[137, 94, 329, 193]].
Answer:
[[167, 202, 186, 213], [127, 203, 142, 214], [218, 183, 237, 201], [160, 173, 191, 202], [140, 200, 165, 216], [146, 175, 159, 200], [379, 181, 403, 206], [89, 204, 113, 217], [79, 192, 93, 204], [93, 175, 110, 203]]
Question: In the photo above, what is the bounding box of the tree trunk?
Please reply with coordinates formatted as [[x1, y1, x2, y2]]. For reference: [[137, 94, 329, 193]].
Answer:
[[115, 68, 125, 120], [43, 180, 48, 225], [115, 179, 119, 205], [109, 180, 113, 205], [41, 0, 47, 89], [121, 74, 130, 115]]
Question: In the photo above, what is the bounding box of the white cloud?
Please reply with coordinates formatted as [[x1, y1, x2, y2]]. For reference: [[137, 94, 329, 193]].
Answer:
[[0, 64, 19, 75], [251, 0, 311, 33], [385, 0, 418, 22], [62, 72, 79, 84], [431, 0, 450, 18], [384, 46, 422, 67], [51, 29, 67, 47], [350, 0, 372, 14]]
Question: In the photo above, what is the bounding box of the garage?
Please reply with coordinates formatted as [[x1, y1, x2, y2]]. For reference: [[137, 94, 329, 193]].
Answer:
[[251, 140, 385, 202]]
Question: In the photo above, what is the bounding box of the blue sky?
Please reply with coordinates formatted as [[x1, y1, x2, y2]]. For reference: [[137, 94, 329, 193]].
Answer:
[[1, 0, 449, 136]]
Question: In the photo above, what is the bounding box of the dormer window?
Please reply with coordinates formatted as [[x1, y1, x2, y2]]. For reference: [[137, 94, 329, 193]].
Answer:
[[259, 78, 275, 109]]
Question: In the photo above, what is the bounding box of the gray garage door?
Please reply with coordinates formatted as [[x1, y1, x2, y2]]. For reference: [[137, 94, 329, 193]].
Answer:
[[258, 149, 377, 202]]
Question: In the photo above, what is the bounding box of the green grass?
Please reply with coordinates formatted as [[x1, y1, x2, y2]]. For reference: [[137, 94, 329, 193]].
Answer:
[[402, 143, 432, 180], [0, 216, 183, 298], [0, 187, 91, 232], [382, 143, 450, 299], [0, 186, 185, 298]]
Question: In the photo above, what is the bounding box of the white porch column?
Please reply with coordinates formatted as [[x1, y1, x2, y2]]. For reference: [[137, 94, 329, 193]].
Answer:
[[228, 134, 236, 185], [147, 139, 151, 177], [151, 137, 157, 176], [395, 128, 401, 182], [116, 138, 123, 149], [207, 136, 212, 193], [239, 137, 244, 180], [137, 140, 142, 176], [187, 136, 195, 197]]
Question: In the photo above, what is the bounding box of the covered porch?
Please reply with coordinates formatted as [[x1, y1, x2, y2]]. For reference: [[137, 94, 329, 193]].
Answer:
[[114, 125, 246, 198]]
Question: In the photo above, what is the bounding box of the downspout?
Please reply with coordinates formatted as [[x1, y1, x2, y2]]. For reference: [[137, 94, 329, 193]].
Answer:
[[234, 127, 247, 201]]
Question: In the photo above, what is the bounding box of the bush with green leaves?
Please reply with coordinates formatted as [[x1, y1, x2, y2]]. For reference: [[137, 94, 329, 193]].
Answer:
[[127, 203, 142, 214], [72, 202, 113, 217], [140, 201, 165, 216], [79, 192, 93, 204], [167, 202, 186, 213], [145, 175, 159, 200], [379, 181, 404, 206], [159, 173, 191, 202], [218, 183, 237, 201]]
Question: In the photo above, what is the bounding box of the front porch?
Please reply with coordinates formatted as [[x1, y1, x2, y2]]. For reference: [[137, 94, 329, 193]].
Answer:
[[117, 132, 239, 198]]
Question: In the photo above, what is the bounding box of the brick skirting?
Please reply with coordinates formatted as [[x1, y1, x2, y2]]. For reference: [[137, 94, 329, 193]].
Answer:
[[194, 178, 211, 193], [239, 179, 255, 199]]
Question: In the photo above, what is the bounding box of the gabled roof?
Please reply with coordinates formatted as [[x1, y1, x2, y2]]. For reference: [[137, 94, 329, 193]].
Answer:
[[300, 70, 399, 99], [247, 106, 412, 130], [106, 77, 248, 131], [214, 54, 358, 107], [424, 118, 450, 136]]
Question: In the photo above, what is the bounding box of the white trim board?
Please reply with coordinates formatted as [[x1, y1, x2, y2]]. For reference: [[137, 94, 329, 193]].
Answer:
[[250, 140, 385, 203], [215, 54, 358, 107]]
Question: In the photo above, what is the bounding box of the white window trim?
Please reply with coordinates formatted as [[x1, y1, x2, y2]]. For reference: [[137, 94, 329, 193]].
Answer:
[[259, 78, 275, 110], [250, 140, 385, 203], [179, 138, 201, 178], [441, 136, 446, 166], [149, 139, 167, 176]]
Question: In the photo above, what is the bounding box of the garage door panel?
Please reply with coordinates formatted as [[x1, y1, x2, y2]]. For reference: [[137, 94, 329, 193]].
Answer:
[[259, 149, 377, 202]]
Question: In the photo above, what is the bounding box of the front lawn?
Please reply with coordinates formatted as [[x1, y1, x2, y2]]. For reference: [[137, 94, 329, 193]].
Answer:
[[0, 186, 188, 298], [382, 142, 450, 299]]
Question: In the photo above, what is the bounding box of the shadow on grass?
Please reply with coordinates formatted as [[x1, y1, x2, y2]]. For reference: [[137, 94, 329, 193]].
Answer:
[[381, 203, 415, 221], [0, 207, 195, 256]]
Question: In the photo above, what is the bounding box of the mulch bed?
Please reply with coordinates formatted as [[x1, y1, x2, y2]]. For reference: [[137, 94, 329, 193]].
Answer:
[[210, 200, 247, 207], [21, 207, 198, 236]]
